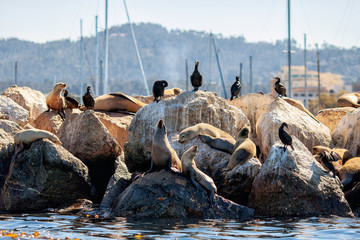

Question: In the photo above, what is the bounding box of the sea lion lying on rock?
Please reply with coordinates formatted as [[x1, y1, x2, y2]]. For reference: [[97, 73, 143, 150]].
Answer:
[[337, 93, 360, 108], [1, 129, 62, 197], [179, 123, 234, 143], [339, 157, 360, 191], [181, 145, 217, 205], [94, 93, 146, 113], [199, 134, 235, 154]]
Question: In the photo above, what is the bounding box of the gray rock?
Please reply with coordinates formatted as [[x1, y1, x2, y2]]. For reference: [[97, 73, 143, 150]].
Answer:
[[248, 137, 354, 218], [111, 170, 254, 220]]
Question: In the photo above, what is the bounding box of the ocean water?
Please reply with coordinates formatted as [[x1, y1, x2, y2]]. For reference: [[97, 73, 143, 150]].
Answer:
[[0, 213, 359, 239]]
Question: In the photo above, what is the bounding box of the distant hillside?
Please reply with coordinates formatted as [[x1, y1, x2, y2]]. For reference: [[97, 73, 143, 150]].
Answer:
[[0, 23, 359, 97]]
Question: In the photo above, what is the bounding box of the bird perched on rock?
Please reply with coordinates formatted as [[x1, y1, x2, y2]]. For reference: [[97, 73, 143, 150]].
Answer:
[[63, 89, 79, 109], [279, 122, 294, 152], [190, 61, 202, 91], [82, 86, 95, 110], [274, 77, 287, 97], [230, 76, 241, 100], [152, 80, 168, 103]]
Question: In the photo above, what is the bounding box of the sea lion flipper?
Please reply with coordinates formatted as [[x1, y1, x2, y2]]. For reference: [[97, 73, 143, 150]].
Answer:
[[190, 174, 203, 191], [109, 93, 137, 104], [209, 190, 216, 206]]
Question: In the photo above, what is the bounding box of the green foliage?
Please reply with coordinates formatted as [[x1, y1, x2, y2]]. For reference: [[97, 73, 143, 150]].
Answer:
[[0, 23, 359, 98]]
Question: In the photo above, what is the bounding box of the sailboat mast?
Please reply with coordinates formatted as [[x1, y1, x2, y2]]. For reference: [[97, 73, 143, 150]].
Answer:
[[95, 15, 99, 96], [287, 0, 292, 98], [103, 0, 109, 95]]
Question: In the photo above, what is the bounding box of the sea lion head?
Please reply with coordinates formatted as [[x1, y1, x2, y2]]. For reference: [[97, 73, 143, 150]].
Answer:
[[237, 125, 251, 139], [173, 88, 182, 95], [179, 130, 191, 143], [156, 119, 167, 134], [54, 82, 67, 91], [183, 145, 198, 160]]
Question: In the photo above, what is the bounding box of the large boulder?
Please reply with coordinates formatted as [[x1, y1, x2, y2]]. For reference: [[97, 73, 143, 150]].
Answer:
[[110, 170, 254, 220], [0, 119, 22, 135], [33, 109, 75, 134], [248, 137, 353, 218], [0, 139, 91, 212], [0, 95, 29, 127], [125, 91, 249, 172], [2, 85, 47, 125], [256, 98, 332, 161], [332, 108, 360, 156], [316, 107, 355, 132], [95, 111, 133, 149], [100, 153, 132, 209], [57, 110, 122, 201]]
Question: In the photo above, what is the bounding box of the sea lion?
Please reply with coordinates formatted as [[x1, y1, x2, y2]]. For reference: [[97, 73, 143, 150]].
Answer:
[[230, 76, 241, 100], [317, 151, 337, 177], [190, 61, 202, 91], [152, 80, 168, 103], [63, 89, 79, 109], [337, 93, 360, 108], [2, 129, 62, 197], [313, 146, 331, 155], [283, 97, 319, 123], [83, 86, 95, 110], [164, 88, 182, 96], [46, 82, 67, 120], [224, 126, 256, 171], [338, 157, 360, 191], [181, 145, 217, 205], [199, 134, 235, 154], [279, 122, 294, 152], [332, 148, 353, 164], [178, 123, 234, 143], [274, 77, 287, 97], [145, 119, 182, 174], [94, 93, 146, 113]]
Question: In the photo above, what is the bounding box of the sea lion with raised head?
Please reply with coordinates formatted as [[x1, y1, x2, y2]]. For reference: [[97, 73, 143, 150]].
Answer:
[[179, 123, 234, 143], [199, 134, 235, 154], [181, 145, 217, 205], [190, 61, 202, 91], [223, 126, 256, 171], [152, 80, 168, 103], [337, 93, 360, 108], [94, 93, 146, 113], [46, 82, 67, 120], [145, 119, 182, 174], [2, 129, 62, 197]]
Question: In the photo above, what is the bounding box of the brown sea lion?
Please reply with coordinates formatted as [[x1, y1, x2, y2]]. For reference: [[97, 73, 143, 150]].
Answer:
[[46, 82, 67, 120], [181, 145, 217, 205], [179, 123, 234, 143], [223, 126, 256, 171], [199, 134, 235, 154], [337, 93, 360, 108], [164, 88, 182, 96], [283, 97, 319, 123], [145, 119, 181, 174], [339, 157, 360, 191], [2, 129, 62, 197], [94, 93, 146, 113], [313, 146, 331, 155]]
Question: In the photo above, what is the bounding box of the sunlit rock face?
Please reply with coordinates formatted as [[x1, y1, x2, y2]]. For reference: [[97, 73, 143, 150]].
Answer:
[[256, 98, 332, 162], [0, 95, 29, 127], [248, 137, 354, 218], [2, 85, 47, 125], [110, 170, 254, 220], [332, 108, 360, 156], [0, 139, 91, 212], [134, 88, 183, 104], [33, 109, 78, 134], [316, 107, 355, 133], [125, 90, 249, 172]]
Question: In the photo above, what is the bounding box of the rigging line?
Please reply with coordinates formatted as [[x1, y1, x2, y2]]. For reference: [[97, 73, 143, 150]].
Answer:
[[297, 0, 315, 45], [123, 0, 150, 96], [339, 0, 356, 47], [258, 0, 280, 41], [333, 0, 352, 45]]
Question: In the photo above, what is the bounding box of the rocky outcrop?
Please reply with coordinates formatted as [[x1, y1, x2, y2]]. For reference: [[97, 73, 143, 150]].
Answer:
[[100, 153, 132, 209], [332, 108, 360, 156], [125, 91, 249, 172], [57, 110, 122, 201], [2, 85, 47, 125], [213, 158, 262, 206], [0, 139, 91, 212], [0, 95, 29, 127], [95, 111, 133, 149], [256, 98, 332, 161], [248, 137, 353, 218], [110, 170, 254, 220], [0, 119, 22, 135], [33, 109, 73, 134], [316, 107, 355, 132]]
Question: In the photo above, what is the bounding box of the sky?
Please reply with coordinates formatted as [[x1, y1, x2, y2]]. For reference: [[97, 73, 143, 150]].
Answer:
[[1, 0, 360, 49]]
